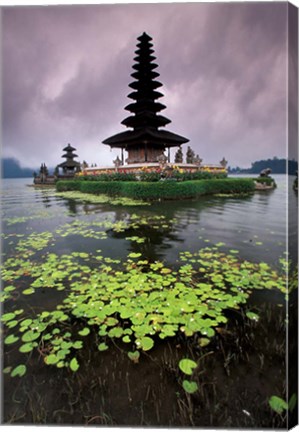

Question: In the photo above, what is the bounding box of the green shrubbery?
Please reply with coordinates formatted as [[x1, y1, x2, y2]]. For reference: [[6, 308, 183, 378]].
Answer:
[[73, 170, 227, 183], [79, 181, 123, 196], [55, 180, 81, 192], [255, 177, 276, 186], [77, 172, 137, 182], [56, 178, 255, 200], [173, 170, 227, 181], [138, 171, 161, 182]]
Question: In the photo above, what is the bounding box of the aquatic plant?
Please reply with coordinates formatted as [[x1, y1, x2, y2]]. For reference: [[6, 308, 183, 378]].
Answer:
[[3, 211, 57, 226], [55, 190, 149, 206], [1, 243, 287, 378], [268, 394, 297, 416]]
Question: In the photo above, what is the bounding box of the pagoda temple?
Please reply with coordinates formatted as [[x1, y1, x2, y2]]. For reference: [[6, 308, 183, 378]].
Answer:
[[102, 32, 189, 164], [58, 143, 81, 174]]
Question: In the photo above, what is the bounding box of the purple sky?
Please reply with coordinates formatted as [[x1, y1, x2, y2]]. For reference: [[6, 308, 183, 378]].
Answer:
[[2, 2, 290, 169]]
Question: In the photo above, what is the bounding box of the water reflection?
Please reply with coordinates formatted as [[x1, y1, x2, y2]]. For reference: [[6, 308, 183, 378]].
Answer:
[[109, 218, 184, 263], [1, 176, 288, 268]]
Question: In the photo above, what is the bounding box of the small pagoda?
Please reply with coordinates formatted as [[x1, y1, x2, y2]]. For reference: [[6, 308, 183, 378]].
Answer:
[[102, 32, 189, 164], [58, 143, 81, 175]]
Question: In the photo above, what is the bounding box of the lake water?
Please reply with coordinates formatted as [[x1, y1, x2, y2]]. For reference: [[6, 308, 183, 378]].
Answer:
[[1, 175, 297, 427], [2, 175, 296, 267]]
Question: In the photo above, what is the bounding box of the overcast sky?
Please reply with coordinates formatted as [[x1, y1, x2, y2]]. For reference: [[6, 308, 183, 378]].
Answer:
[[2, 2, 291, 169]]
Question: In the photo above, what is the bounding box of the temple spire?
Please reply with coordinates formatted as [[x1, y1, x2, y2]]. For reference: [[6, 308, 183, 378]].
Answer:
[[58, 143, 81, 174], [102, 33, 188, 164]]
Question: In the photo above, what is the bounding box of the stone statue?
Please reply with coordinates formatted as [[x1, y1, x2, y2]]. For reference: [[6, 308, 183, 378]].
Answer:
[[259, 168, 272, 177], [113, 156, 122, 172], [157, 153, 168, 169], [220, 157, 228, 168], [186, 146, 195, 164], [194, 155, 203, 166], [39, 163, 48, 183], [174, 147, 183, 163]]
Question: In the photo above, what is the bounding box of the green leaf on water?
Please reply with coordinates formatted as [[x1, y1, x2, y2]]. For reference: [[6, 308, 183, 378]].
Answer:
[[1, 312, 16, 322], [137, 336, 154, 351], [22, 330, 40, 343], [19, 342, 36, 353], [179, 358, 197, 375], [78, 327, 90, 336], [4, 334, 19, 345], [4, 285, 15, 293], [22, 288, 35, 295], [128, 252, 142, 259], [182, 380, 198, 394], [70, 357, 79, 372], [72, 341, 83, 349], [11, 364, 26, 378], [128, 351, 140, 363], [246, 311, 259, 322], [108, 327, 123, 338], [45, 354, 59, 365], [269, 395, 288, 414], [52, 271, 67, 279], [7, 320, 19, 329], [198, 337, 211, 347], [98, 343, 108, 352]]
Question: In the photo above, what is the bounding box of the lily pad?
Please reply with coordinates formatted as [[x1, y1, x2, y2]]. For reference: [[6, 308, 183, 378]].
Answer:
[[137, 336, 154, 351], [11, 364, 27, 378], [179, 358, 197, 375], [70, 357, 79, 372], [128, 351, 140, 363], [246, 311, 259, 322], [4, 334, 19, 345], [78, 327, 90, 337], [98, 343, 108, 352], [182, 380, 198, 394], [1, 312, 16, 322]]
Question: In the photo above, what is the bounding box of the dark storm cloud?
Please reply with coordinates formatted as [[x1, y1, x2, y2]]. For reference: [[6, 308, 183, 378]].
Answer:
[[2, 2, 288, 168]]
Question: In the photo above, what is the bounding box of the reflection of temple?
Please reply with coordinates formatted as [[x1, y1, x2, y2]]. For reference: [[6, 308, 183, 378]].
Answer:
[[102, 32, 189, 165]]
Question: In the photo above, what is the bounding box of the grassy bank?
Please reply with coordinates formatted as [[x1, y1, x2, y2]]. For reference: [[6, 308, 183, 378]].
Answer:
[[56, 178, 256, 200]]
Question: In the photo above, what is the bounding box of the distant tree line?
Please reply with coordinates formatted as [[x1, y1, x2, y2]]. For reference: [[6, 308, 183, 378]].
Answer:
[[228, 157, 298, 175], [2, 158, 55, 178], [2, 158, 36, 178]]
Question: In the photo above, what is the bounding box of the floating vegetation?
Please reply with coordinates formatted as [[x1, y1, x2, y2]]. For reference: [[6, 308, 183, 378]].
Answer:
[[179, 358, 197, 375], [3, 211, 57, 226], [55, 191, 150, 206], [2, 213, 180, 263], [1, 245, 287, 377], [125, 236, 146, 244], [15, 232, 55, 257], [55, 221, 108, 240]]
